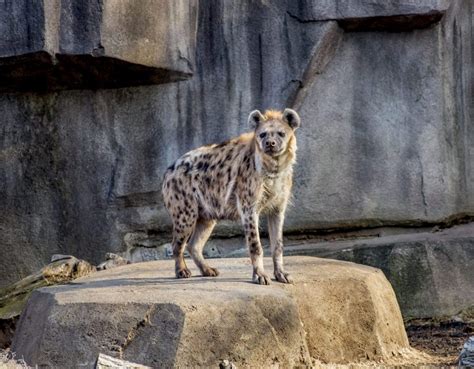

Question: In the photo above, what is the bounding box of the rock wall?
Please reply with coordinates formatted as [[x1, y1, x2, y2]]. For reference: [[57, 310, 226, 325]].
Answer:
[[0, 0, 473, 286]]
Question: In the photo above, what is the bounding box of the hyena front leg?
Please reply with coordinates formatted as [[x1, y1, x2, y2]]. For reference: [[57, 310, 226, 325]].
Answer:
[[268, 211, 293, 283], [239, 202, 271, 285]]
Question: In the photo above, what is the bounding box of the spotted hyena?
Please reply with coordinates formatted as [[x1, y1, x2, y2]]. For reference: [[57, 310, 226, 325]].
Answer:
[[162, 108, 300, 285]]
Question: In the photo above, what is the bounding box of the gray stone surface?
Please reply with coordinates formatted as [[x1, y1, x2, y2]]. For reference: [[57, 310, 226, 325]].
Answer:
[[289, 0, 450, 20], [12, 257, 425, 368], [0, 0, 197, 91], [459, 336, 474, 367], [0, 1, 46, 57], [0, 0, 473, 288], [284, 223, 474, 319], [291, 0, 474, 230], [288, 0, 451, 31]]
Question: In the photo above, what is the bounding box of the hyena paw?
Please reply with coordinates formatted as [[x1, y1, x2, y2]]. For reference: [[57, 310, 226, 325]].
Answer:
[[274, 270, 293, 284], [202, 266, 219, 277], [176, 268, 192, 279], [253, 271, 271, 285]]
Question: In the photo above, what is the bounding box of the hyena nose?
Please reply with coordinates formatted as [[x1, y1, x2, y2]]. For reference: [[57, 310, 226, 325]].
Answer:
[[266, 140, 276, 148]]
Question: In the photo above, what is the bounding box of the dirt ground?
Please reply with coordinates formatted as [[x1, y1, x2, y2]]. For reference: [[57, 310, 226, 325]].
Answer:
[[406, 318, 474, 365]]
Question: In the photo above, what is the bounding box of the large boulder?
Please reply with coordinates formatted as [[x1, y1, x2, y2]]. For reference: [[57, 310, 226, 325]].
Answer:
[[11, 257, 430, 368]]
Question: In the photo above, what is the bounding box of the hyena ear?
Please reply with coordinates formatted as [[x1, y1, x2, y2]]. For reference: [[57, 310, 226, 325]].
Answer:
[[283, 108, 301, 130], [248, 110, 265, 130]]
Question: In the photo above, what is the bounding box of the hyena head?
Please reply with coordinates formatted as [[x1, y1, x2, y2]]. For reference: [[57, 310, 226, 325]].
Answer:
[[248, 108, 301, 157]]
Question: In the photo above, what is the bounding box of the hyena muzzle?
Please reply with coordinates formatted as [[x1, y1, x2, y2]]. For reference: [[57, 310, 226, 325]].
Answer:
[[162, 108, 300, 285]]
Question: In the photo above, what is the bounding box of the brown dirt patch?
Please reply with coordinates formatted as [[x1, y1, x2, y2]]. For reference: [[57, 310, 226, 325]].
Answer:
[[406, 318, 474, 365]]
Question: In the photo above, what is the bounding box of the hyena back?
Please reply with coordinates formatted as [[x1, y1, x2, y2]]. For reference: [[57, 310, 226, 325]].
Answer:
[[162, 108, 300, 285]]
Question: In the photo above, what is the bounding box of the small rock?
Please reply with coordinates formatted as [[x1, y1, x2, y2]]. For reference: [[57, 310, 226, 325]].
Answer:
[[459, 336, 474, 367], [165, 243, 189, 259], [95, 353, 152, 369], [51, 254, 74, 262], [219, 359, 237, 369], [430, 225, 441, 233], [42, 257, 96, 284], [127, 246, 165, 263], [96, 253, 130, 271]]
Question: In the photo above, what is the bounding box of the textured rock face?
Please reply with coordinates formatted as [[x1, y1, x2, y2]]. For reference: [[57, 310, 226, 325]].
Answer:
[[0, 0, 473, 287], [293, 29, 470, 228], [12, 257, 422, 368], [0, 0, 197, 91], [0, 1, 46, 56]]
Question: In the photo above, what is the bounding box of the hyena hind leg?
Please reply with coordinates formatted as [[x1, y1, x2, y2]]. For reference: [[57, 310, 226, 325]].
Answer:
[[188, 219, 219, 277], [240, 206, 271, 285], [172, 219, 196, 279]]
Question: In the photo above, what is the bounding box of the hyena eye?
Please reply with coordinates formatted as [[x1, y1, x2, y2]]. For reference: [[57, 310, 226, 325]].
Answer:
[[259, 132, 267, 139], [278, 131, 286, 137]]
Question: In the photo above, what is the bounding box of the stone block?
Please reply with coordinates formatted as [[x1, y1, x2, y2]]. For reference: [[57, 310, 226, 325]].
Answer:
[[0, 0, 197, 91]]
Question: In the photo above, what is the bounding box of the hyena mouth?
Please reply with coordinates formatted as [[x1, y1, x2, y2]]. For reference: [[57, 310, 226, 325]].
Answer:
[[264, 147, 284, 156]]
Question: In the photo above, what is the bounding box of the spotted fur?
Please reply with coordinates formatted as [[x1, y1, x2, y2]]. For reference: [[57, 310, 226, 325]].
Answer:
[[162, 108, 301, 284]]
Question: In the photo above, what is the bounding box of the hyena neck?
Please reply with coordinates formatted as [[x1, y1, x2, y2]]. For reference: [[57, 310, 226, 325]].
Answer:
[[253, 139, 295, 178]]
